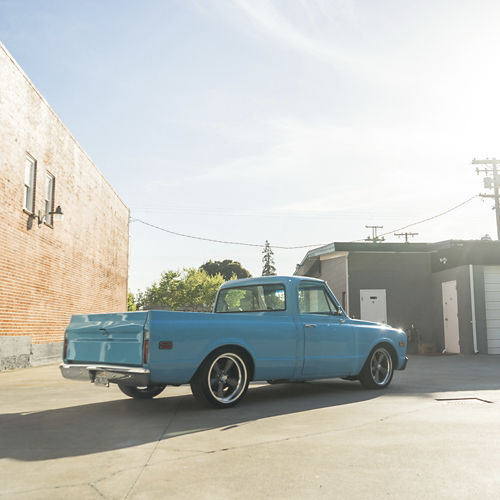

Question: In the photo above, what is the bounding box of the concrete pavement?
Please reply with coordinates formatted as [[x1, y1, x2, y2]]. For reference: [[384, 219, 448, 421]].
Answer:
[[1, 355, 500, 499]]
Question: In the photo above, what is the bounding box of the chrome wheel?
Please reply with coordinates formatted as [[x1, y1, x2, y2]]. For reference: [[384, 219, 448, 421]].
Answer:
[[191, 348, 251, 408], [369, 347, 393, 386], [207, 353, 247, 404], [359, 345, 394, 389]]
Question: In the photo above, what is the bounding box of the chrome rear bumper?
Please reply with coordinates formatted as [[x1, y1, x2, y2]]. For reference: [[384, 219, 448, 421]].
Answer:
[[60, 363, 150, 386]]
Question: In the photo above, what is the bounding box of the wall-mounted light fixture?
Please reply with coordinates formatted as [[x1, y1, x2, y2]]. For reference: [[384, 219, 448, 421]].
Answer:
[[36, 205, 64, 226]]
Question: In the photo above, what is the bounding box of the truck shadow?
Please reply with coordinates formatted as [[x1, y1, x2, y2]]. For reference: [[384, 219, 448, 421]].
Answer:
[[3, 354, 500, 462], [0, 380, 380, 462]]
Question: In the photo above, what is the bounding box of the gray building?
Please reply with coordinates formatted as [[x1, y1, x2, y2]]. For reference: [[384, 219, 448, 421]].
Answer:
[[295, 240, 500, 355]]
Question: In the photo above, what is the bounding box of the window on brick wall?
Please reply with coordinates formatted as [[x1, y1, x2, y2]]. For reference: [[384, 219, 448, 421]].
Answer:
[[45, 172, 55, 225], [24, 154, 36, 213]]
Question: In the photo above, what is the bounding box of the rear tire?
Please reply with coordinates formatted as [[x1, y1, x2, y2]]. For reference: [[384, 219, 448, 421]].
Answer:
[[190, 349, 250, 408], [118, 383, 166, 399], [359, 346, 394, 389]]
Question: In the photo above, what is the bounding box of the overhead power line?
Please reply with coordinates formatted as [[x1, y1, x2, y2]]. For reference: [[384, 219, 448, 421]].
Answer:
[[130, 218, 325, 249], [130, 194, 479, 250], [373, 195, 479, 240]]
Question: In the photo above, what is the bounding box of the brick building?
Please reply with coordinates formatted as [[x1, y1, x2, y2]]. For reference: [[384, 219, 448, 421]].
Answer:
[[0, 42, 129, 369]]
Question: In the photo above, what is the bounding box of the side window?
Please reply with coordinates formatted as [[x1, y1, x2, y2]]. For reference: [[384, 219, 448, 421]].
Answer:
[[216, 284, 286, 312], [24, 154, 36, 213], [298, 285, 338, 315]]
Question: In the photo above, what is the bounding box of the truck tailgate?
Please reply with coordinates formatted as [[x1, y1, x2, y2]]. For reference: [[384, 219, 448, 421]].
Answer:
[[65, 312, 149, 366]]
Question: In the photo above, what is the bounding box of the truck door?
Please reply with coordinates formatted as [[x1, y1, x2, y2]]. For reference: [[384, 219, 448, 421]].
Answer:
[[299, 283, 355, 377]]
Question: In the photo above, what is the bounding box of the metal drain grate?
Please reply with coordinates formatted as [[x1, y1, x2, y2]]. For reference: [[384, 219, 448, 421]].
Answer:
[[435, 397, 493, 404]]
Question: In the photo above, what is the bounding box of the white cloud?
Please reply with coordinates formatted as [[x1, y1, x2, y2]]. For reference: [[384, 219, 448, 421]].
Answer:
[[233, 0, 355, 66]]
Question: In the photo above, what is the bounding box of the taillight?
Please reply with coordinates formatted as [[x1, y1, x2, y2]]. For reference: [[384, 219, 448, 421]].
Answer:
[[63, 332, 68, 360], [143, 329, 150, 365]]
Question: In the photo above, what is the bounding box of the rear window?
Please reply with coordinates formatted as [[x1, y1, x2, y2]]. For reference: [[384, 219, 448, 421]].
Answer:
[[215, 284, 286, 313]]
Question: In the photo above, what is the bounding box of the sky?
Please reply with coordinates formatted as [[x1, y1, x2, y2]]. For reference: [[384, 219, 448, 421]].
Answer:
[[1, 0, 499, 293]]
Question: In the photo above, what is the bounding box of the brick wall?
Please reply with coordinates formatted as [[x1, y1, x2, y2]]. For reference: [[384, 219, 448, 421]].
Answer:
[[0, 42, 129, 367]]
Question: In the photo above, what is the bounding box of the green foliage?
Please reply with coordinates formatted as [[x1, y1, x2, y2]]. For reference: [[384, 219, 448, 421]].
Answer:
[[223, 288, 247, 310], [135, 268, 225, 311], [200, 259, 251, 281], [262, 240, 277, 276], [127, 292, 136, 311], [264, 286, 285, 310]]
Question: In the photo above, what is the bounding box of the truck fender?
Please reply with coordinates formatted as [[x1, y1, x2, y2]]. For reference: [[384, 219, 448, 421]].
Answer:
[[362, 337, 399, 366], [193, 338, 256, 379]]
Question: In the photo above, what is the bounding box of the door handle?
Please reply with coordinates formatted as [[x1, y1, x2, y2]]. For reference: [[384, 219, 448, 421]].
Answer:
[[304, 324, 317, 328]]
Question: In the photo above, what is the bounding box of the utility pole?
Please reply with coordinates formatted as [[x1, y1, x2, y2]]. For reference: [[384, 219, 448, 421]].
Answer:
[[395, 232, 418, 243], [365, 225, 385, 242], [472, 157, 500, 240]]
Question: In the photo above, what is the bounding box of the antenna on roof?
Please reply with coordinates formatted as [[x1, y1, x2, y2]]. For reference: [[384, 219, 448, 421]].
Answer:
[[395, 232, 419, 243], [365, 225, 385, 242]]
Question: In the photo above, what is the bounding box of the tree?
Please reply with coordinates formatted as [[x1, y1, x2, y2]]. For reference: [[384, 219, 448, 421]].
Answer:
[[200, 259, 251, 281], [262, 240, 276, 276], [135, 268, 225, 311], [127, 292, 136, 311]]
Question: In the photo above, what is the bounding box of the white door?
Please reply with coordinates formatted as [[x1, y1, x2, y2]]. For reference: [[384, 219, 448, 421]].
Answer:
[[442, 281, 460, 353], [484, 266, 500, 354], [360, 289, 387, 323]]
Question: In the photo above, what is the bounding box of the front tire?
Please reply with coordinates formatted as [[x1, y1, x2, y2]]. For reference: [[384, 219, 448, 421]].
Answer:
[[359, 346, 394, 389], [118, 383, 166, 399], [190, 350, 250, 408]]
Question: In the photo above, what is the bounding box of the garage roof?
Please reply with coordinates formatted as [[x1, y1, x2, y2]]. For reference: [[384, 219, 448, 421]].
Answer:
[[295, 239, 500, 275]]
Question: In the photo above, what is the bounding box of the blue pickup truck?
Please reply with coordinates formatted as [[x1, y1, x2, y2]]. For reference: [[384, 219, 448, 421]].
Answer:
[[60, 276, 407, 408]]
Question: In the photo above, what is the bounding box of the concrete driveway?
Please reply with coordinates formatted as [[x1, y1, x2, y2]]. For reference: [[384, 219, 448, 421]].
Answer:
[[1, 355, 500, 499]]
